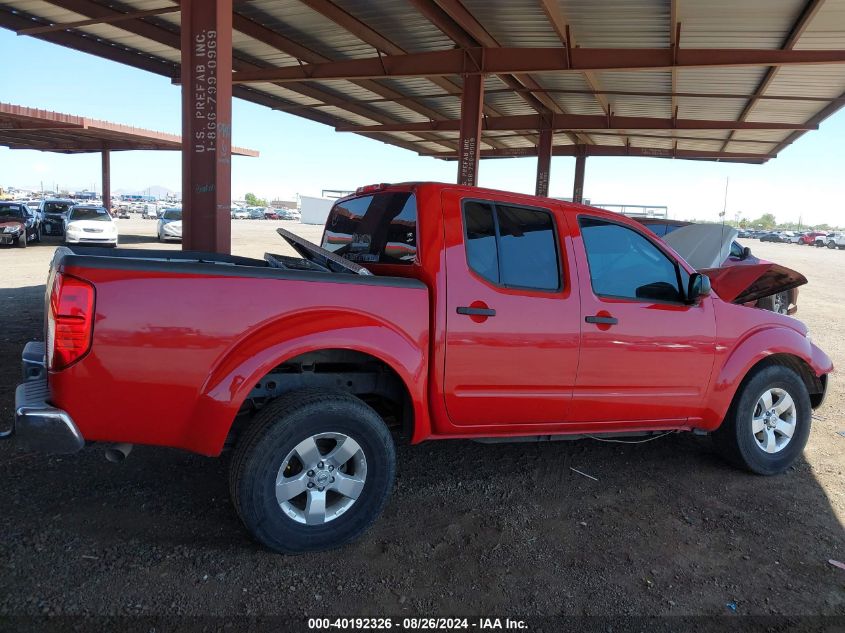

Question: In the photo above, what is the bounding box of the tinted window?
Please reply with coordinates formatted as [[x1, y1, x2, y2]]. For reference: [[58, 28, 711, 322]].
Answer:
[[162, 209, 182, 220], [579, 217, 683, 303], [464, 201, 499, 283], [322, 192, 417, 264], [463, 201, 560, 291], [496, 204, 559, 289]]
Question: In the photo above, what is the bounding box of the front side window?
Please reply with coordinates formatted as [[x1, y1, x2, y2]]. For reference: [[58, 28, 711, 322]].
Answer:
[[462, 200, 560, 291], [579, 217, 684, 303], [322, 192, 417, 264]]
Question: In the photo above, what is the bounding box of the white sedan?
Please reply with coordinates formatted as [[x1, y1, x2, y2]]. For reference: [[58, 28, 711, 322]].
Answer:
[[64, 206, 119, 246], [157, 208, 183, 241]]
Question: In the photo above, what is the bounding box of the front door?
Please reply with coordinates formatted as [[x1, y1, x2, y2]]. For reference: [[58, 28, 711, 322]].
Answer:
[[572, 215, 717, 424], [442, 189, 581, 427]]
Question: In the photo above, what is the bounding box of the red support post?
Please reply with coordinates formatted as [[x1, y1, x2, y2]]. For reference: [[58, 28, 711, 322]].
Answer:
[[457, 73, 484, 186], [181, 0, 233, 253], [535, 129, 552, 197], [101, 149, 111, 213], [572, 148, 586, 204]]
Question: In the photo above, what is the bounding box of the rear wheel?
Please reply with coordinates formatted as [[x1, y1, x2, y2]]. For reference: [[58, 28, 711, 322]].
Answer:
[[229, 389, 396, 554], [713, 365, 811, 475]]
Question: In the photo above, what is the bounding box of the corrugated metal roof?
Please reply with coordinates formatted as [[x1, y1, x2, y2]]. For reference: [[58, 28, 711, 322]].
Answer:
[[2, 0, 844, 163]]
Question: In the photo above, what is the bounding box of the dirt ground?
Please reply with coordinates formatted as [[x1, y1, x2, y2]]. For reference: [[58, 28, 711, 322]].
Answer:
[[0, 218, 843, 621]]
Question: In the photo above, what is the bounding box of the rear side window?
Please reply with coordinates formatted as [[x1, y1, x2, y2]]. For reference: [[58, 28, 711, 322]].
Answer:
[[462, 200, 560, 291], [579, 217, 684, 303], [321, 192, 417, 264]]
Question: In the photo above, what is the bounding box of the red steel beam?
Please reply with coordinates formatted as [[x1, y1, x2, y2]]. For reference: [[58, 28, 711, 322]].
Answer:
[[101, 150, 111, 212], [572, 150, 586, 204], [231, 47, 845, 84], [16, 5, 181, 35], [181, 0, 232, 254], [720, 0, 828, 152], [457, 73, 484, 186], [336, 113, 812, 133], [270, 87, 842, 109], [421, 144, 771, 162], [417, 0, 585, 145], [535, 129, 553, 197]]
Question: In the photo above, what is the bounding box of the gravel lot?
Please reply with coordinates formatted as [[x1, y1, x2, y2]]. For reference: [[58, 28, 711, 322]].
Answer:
[[0, 218, 842, 620]]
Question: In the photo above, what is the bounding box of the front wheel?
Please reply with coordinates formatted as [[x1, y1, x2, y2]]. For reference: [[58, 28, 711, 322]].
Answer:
[[713, 365, 811, 475], [17, 232, 27, 248], [756, 291, 789, 315], [229, 390, 396, 554]]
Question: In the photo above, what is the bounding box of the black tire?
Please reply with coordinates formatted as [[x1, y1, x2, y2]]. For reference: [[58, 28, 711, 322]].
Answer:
[[712, 365, 811, 475], [34, 226, 41, 243], [229, 389, 396, 554], [17, 232, 26, 248]]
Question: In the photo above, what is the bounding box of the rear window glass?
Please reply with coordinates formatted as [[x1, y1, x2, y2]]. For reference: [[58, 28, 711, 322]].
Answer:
[[44, 202, 73, 214], [321, 192, 417, 264], [463, 200, 560, 291], [69, 207, 110, 222]]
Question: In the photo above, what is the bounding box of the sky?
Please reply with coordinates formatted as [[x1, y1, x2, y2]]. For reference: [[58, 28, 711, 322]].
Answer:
[[1, 29, 844, 226]]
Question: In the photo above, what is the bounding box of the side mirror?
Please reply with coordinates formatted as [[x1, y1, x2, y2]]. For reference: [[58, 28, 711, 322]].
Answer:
[[687, 273, 712, 304], [741, 246, 751, 260]]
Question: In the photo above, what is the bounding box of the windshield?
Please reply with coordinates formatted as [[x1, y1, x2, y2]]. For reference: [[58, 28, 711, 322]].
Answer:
[[321, 191, 417, 264], [162, 209, 182, 220], [0, 205, 25, 219], [44, 201, 73, 214], [69, 207, 111, 222]]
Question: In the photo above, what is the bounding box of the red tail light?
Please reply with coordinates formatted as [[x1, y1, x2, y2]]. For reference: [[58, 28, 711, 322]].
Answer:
[[47, 273, 95, 371]]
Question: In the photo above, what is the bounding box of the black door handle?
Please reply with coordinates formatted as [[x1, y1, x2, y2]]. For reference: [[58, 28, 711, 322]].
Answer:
[[585, 315, 618, 325], [457, 306, 496, 317]]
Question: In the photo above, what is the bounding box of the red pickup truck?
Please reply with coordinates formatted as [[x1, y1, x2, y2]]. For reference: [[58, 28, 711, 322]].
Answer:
[[9, 183, 832, 554]]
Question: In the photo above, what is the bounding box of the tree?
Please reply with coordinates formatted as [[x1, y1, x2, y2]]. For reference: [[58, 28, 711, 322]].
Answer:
[[751, 213, 777, 229], [244, 192, 268, 207]]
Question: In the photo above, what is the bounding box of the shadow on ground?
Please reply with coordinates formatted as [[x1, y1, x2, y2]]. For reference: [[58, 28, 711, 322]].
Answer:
[[0, 285, 842, 619]]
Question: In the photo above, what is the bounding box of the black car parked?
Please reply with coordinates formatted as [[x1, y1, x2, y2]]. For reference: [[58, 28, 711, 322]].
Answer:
[[39, 199, 75, 236], [759, 232, 783, 242]]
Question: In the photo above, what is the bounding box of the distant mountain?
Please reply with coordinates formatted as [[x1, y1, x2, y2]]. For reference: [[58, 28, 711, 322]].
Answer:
[[114, 185, 177, 199]]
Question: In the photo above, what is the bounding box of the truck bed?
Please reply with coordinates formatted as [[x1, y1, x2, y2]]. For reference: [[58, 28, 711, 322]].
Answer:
[[48, 245, 429, 455]]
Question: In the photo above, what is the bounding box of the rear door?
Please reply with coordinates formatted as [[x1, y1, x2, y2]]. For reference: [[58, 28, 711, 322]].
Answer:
[[442, 189, 580, 427], [572, 215, 717, 424]]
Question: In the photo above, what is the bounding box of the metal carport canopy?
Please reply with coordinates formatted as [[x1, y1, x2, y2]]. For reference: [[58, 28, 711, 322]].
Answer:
[[3, 0, 843, 252], [0, 102, 258, 211]]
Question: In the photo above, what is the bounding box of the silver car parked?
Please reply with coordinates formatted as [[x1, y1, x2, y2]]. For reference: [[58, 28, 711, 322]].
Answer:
[[157, 208, 183, 241]]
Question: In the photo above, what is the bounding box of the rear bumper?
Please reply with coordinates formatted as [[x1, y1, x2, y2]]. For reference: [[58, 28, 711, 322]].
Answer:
[[2, 342, 85, 454]]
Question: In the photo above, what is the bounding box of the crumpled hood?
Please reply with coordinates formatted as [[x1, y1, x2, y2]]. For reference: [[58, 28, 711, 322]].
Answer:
[[700, 263, 807, 304]]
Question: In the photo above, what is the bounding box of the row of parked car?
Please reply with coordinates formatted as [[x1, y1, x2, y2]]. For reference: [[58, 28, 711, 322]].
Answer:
[[231, 207, 301, 221], [0, 199, 121, 247], [741, 229, 845, 248]]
